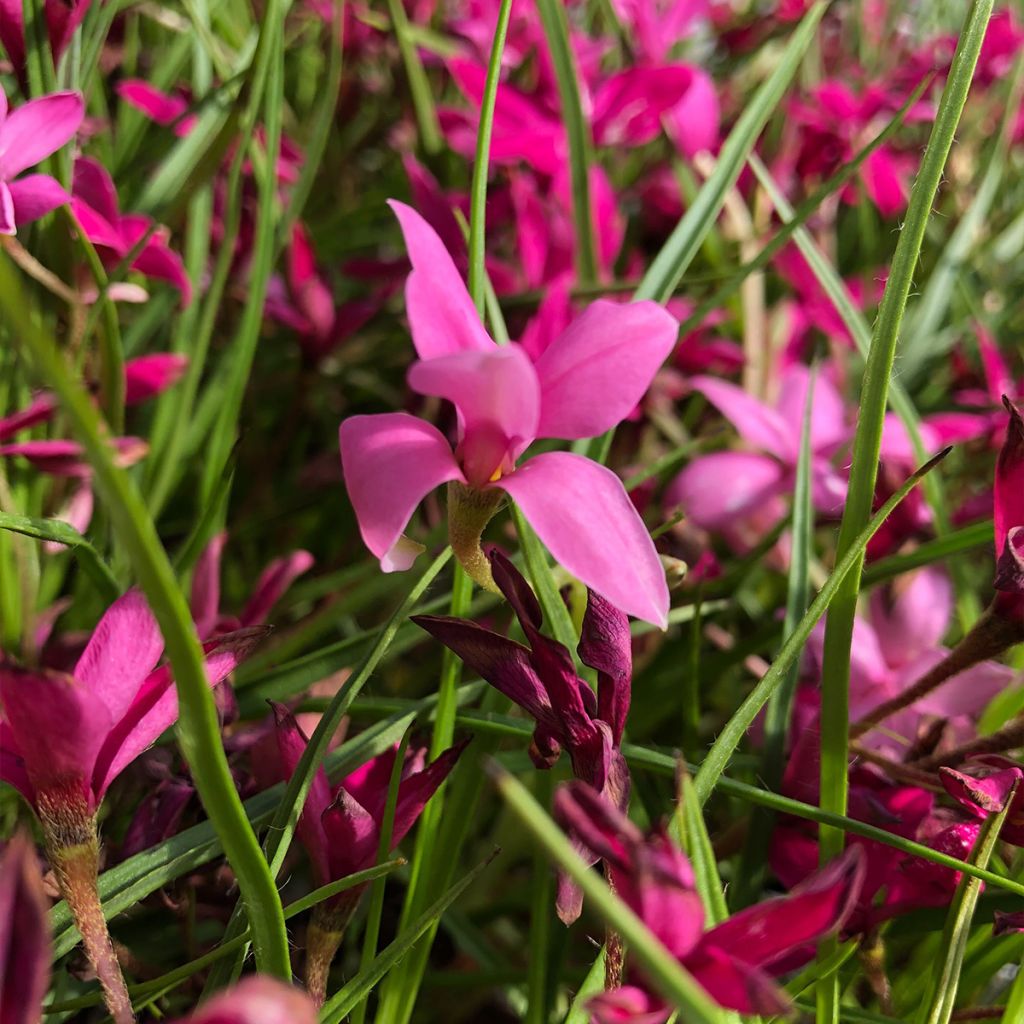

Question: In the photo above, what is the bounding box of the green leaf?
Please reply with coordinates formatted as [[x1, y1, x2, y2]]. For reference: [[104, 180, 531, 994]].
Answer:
[[492, 764, 725, 1024], [671, 769, 729, 926], [0, 511, 119, 604], [385, 0, 442, 153]]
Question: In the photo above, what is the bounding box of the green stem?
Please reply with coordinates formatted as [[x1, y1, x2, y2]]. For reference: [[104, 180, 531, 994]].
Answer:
[[0, 258, 291, 978]]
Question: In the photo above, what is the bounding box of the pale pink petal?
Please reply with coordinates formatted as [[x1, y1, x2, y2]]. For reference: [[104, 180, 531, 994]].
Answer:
[[0, 92, 83, 177], [408, 345, 540, 485], [339, 413, 464, 569], [73, 590, 165, 722], [692, 376, 794, 459], [915, 656, 1018, 719], [775, 365, 849, 453], [498, 452, 669, 628], [666, 452, 785, 531], [0, 181, 15, 234], [533, 300, 678, 440], [869, 567, 952, 668], [388, 200, 493, 360], [240, 550, 314, 627], [7, 175, 69, 225], [177, 976, 318, 1024], [42, 482, 94, 554], [519, 280, 573, 362]]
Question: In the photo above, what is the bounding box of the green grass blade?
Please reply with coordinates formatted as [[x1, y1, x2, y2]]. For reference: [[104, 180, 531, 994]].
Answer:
[[692, 447, 950, 806], [385, 0, 442, 153], [492, 764, 725, 1024], [0, 510, 120, 603]]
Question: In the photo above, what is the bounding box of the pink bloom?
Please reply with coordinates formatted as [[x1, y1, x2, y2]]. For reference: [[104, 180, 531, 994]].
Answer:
[[554, 782, 864, 1020], [71, 157, 192, 304], [116, 80, 197, 136], [0, 85, 83, 234], [177, 977, 318, 1024], [339, 202, 675, 627], [0, 590, 263, 817], [0, 832, 50, 1024], [270, 704, 466, 898], [190, 532, 314, 640], [940, 756, 1024, 846], [667, 367, 850, 539], [0, 0, 91, 79]]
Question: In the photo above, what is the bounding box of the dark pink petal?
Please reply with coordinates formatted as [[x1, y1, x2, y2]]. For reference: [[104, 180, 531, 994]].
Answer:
[[553, 780, 644, 872], [0, 181, 14, 234], [338, 413, 464, 570], [72, 156, 121, 225], [940, 761, 1024, 818], [191, 532, 227, 639], [268, 703, 333, 886], [532, 300, 678, 440], [578, 590, 632, 745], [994, 910, 1024, 935], [862, 147, 908, 217], [239, 550, 314, 627], [124, 353, 188, 405], [0, 392, 57, 441], [73, 589, 164, 722], [0, 663, 112, 806], [0, 722, 34, 803], [389, 739, 468, 848], [666, 451, 786, 531], [995, 526, 1024, 595], [70, 197, 125, 253], [0, 832, 51, 1024], [408, 345, 540, 485], [341, 747, 400, 818], [322, 788, 379, 877], [388, 200, 493, 360], [592, 66, 696, 147], [701, 846, 865, 970], [0, 91, 83, 177], [7, 175, 69, 225], [498, 452, 669, 628], [176, 976, 318, 1024], [685, 945, 790, 1016], [91, 628, 266, 799], [995, 399, 1024, 554], [115, 80, 188, 126], [131, 233, 193, 305], [692, 376, 794, 459]]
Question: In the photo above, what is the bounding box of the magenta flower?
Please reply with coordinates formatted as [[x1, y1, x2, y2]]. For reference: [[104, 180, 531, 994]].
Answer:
[[71, 157, 192, 304], [414, 548, 631, 804], [0, 0, 91, 80], [0, 589, 263, 819], [0, 832, 50, 1024], [941, 756, 1024, 846], [667, 366, 850, 540], [0, 85, 83, 234], [994, 398, 1024, 623], [554, 781, 864, 1019], [190, 532, 314, 639], [339, 202, 675, 627]]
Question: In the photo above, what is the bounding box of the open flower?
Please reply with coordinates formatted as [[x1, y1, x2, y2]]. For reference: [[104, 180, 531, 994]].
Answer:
[[339, 201, 676, 627], [555, 781, 865, 1020], [0, 85, 82, 234]]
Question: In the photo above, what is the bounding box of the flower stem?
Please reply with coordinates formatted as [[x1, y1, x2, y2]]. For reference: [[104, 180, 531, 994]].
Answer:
[[446, 482, 503, 592], [38, 788, 135, 1024], [305, 896, 359, 1009]]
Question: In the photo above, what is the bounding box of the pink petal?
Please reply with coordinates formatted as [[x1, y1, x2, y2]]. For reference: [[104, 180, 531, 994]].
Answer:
[[322, 788, 379, 877], [578, 590, 632, 745], [592, 66, 696, 147], [685, 946, 790, 1016], [666, 66, 720, 158], [70, 199, 125, 253], [0, 91, 83, 177], [191, 532, 227, 639], [0, 832, 51, 1024], [338, 413, 464, 570], [115, 80, 188, 126], [692, 376, 795, 459], [389, 740, 467, 848], [862, 147, 908, 217], [0, 664, 112, 806], [915, 656, 1017, 718], [131, 234, 193, 305], [532, 300, 678, 440], [7, 175, 69, 225], [775, 365, 849, 454], [74, 589, 165, 723], [869, 567, 952, 669], [42, 481, 94, 554], [72, 156, 120, 225], [408, 345, 540, 485], [388, 200, 493, 360], [0, 721, 35, 804], [995, 400, 1024, 552], [588, 986, 669, 1024], [124, 353, 188, 405], [239, 550, 314, 627], [498, 451, 669, 628], [91, 628, 266, 798], [0, 181, 13, 234], [0, 392, 57, 442], [177, 976, 318, 1024], [665, 452, 785, 531]]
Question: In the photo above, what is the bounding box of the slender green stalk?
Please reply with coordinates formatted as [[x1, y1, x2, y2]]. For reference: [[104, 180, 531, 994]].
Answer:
[[815, 7, 994, 1022], [467, 0, 514, 312], [492, 764, 725, 1024], [535, 0, 598, 285], [0, 257, 291, 978], [385, 0, 442, 153]]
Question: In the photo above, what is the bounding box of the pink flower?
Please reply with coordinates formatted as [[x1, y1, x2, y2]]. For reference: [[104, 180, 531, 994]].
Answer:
[[190, 532, 314, 639], [0, 832, 50, 1024], [0, 85, 83, 234], [0, 590, 263, 818], [339, 202, 675, 627], [554, 782, 864, 1020], [0, 0, 91, 80], [667, 366, 850, 540], [270, 704, 466, 895], [71, 157, 192, 304]]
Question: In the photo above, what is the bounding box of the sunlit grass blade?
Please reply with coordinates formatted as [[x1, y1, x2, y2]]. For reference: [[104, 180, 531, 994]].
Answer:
[[0, 510, 120, 603], [692, 447, 951, 806], [491, 763, 726, 1024], [0, 257, 291, 978], [320, 853, 499, 1024], [671, 769, 729, 925]]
